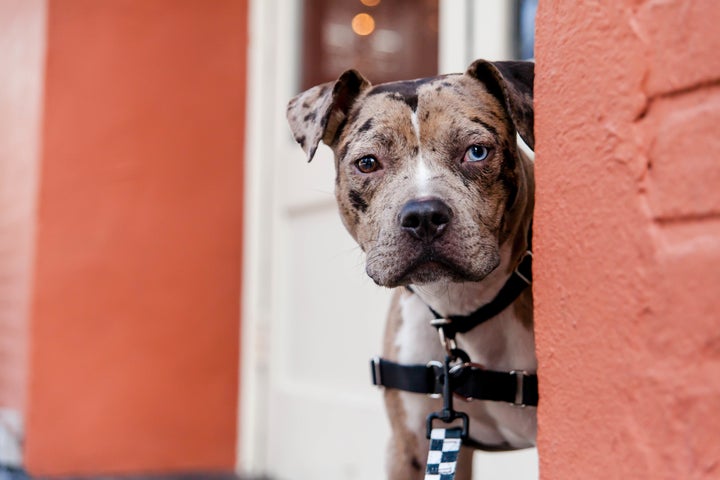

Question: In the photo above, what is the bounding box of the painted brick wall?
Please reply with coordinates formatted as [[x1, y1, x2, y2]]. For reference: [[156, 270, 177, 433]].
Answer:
[[534, 1, 720, 478]]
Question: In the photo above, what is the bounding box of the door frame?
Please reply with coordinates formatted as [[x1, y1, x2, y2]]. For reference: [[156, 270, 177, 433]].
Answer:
[[237, 0, 517, 474]]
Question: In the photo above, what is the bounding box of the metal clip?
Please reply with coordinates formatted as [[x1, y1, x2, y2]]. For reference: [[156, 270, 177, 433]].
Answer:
[[426, 354, 469, 440], [430, 319, 457, 356], [514, 250, 533, 285]]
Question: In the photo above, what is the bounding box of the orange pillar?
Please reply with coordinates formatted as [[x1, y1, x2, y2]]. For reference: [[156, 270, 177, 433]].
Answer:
[[535, 1, 720, 478], [25, 1, 247, 476]]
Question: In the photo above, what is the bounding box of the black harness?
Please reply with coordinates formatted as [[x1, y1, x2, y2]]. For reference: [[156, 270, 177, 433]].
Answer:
[[369, 251, 538, 451]]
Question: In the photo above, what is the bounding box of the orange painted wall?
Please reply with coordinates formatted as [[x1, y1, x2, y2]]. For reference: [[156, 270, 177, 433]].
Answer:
[[535, 1, 720, 478], [25, 0, 247, 475]]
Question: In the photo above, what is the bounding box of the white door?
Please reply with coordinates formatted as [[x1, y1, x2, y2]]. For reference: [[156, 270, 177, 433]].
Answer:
[[240, 1, 537, 478]]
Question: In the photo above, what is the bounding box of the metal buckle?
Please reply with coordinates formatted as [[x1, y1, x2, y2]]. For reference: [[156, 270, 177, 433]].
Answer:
[[426, 360, 443, 398], [371, 356, 382, 387], [514, 250, 533, 285], [509, 370, 528, 407]]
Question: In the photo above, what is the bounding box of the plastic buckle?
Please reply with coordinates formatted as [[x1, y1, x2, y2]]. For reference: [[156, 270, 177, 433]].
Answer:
[[426, 409, 470, 440]]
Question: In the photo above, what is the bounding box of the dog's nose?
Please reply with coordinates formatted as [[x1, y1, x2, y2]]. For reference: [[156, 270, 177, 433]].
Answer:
[[399, 198, 453, 242]]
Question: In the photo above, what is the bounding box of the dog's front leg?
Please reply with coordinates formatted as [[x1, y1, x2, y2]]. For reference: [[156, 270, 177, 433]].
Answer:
[[384, 390, 473, 480]]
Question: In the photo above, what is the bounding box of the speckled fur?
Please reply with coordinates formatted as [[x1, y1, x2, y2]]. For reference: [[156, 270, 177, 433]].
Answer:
[[287, 60, 536, 480]]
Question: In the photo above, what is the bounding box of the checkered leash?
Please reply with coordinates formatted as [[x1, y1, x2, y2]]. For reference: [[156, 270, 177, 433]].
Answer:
[[425, 427, 463, 480], [423, 351, 470, 480]]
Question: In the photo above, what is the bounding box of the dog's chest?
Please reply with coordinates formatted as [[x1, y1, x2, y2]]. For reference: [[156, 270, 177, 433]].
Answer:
[[392, 290, 537, 448]]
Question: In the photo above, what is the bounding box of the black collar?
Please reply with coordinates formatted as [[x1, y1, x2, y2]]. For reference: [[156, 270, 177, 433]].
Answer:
[[408, 251, 532, 340]]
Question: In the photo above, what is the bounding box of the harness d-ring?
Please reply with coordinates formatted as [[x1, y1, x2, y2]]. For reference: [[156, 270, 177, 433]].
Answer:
[[430, 319, 456, 356]]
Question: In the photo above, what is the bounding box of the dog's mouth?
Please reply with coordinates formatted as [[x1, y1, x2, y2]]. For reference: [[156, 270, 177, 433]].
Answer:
[[381, 249, 491, 287], [364, 220, 503, 288]]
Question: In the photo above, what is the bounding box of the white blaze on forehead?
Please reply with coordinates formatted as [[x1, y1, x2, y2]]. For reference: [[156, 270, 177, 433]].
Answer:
[[415, 157, 432, 196], [410, 110, 421, 139], [410, 110, 432, 196]]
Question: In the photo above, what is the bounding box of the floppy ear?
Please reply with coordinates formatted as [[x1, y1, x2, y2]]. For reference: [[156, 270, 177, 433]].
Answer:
[[466, 60, 534, 150], [286, 70, 371, 162]]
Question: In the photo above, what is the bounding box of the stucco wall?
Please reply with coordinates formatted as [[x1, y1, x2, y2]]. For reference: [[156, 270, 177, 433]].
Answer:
[[535, 1, 720, 478]]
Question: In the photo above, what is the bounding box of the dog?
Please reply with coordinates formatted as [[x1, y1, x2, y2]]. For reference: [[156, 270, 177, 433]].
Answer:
[[286, 59, 536, 480]]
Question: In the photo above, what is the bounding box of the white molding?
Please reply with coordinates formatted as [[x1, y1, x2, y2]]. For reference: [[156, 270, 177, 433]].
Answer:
[[439, 0, 471, 73], [0, 408, 23, 467], [468, 0, 513, 61], [439, 0, 513, 74], [0, 0, 47, 468], [237, 0, 275, 472], [238, 0, 301, 473]]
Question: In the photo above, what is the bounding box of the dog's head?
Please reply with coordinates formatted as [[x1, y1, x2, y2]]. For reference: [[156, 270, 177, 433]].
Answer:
[[287, 60, 534, 287]]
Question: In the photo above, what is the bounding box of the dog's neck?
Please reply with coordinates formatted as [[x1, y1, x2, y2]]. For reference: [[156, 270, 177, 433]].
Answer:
[[409, 243, 516, 318]]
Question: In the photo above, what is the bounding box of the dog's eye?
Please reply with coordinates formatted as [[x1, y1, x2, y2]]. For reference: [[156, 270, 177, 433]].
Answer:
[[356, 155, 380, 173], [464, 145, 489, 163]]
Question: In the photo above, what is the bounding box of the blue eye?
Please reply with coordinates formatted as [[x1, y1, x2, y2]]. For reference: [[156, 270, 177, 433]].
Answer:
[[464, 145, 489, 162]]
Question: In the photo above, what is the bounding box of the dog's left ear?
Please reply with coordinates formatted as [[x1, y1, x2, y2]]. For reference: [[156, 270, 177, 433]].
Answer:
[[467, 60, 534, 150], [286, 70, 372, 162]]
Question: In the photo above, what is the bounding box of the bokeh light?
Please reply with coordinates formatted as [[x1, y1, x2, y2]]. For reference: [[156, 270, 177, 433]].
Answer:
[[351, 13, 376, 36]]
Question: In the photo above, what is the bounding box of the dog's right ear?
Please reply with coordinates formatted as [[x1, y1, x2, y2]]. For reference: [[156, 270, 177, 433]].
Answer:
[[467, 60, 534, 150], [286, 70, 371, 162]]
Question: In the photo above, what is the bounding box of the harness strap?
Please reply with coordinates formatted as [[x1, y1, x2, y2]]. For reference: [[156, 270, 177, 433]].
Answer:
[[371, 357, 538, 407]]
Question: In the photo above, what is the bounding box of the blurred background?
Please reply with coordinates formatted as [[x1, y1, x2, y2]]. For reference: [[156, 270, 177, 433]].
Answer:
[[0, 0, 537, 479]]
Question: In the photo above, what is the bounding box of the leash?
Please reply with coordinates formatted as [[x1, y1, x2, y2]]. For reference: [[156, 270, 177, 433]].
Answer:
[[425, 426, 463, 480], [370, 250, 537, 477], [423, 353, 468, 480]]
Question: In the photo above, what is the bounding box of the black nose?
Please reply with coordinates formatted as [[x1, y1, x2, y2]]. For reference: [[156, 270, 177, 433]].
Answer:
[[399, 198, 453, 242]]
